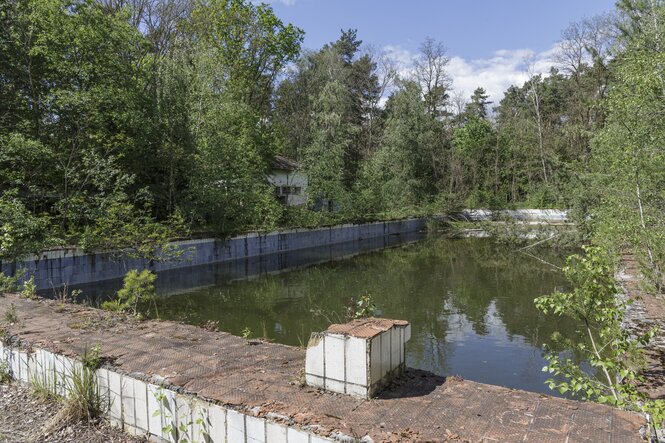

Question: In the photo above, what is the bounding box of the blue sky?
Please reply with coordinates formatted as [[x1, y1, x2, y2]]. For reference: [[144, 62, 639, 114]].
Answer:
[[268, 0, 616, 102]]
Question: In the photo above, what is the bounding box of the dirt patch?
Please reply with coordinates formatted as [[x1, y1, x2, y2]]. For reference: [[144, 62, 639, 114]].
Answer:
[[618, 256, 665, 399], [0, 383, 144, 443]]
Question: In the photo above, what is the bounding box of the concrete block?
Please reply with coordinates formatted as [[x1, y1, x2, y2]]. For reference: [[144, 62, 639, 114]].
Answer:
[[305, 373, 324, 389], [133, 379, 149, 431], [158, 388, 177, 442], [305, 334, 324, 377], [146, 384, 163, 438], [324, 378, 345, 394], [175, 394, 194, 441], [369, 335, 382, 386], [227, 409, 246, 443], [345, 383, 367, 398], [311, 435, 333, 443], [344, 336, 367, 386], [121, 375, 136, 428], [18, 351, 30, 383], [96, 368, 110, 413], [323, 334, 345, 382], [191, 399, 211, 443], [266, 421, 287, 443], [380, 330, 391, 379], [306, 318, 411, 399], [208, 404, 227, 443], [246, 415, 266, 443], [286, 427, 310, 443], [108, 371, 123, 423]]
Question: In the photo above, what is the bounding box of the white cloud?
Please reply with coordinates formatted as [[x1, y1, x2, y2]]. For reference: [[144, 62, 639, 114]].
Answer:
[[382, 44, 559, 107]]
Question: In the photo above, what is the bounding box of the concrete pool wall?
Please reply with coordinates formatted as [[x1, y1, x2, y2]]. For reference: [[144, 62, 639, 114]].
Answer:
[[0, 342, 334, 443], [1, 218, 427, 291]]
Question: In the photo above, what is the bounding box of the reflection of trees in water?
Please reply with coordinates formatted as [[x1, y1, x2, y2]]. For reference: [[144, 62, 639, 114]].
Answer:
[[155, 236, 580, 359]]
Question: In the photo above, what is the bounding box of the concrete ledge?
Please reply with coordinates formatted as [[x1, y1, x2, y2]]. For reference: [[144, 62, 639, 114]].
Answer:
[[0, 343, 334, 443], [0, 294, 646, 443]]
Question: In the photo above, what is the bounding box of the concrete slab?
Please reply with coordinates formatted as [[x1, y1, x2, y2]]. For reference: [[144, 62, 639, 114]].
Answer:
[[0, 294, 646, 443]]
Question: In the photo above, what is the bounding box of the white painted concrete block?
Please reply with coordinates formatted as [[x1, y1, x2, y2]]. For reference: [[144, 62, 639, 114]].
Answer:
[[121, 375, 136, 428], [390, 327, 401, 369], [345, 383, 367, 398], [311, 435, 333, 443], [380, 330, 391, 379], [191, 399, 211, 443], [305, 334, 324, 377], [404, 324, 411, 343], [306, 318, 411, 399], [227, 409, 246, 443], [175, 394, 194, 442], [323, 334, 345, 382], [246, 415, 266, 443], [208, 404, 227, 443], [108, 371, 123, 423], [159, 388, 177, 442], [18, 351, 29, 383], [96, 368, 110, 413], [324, 377, 345, 394], [305, 373, 324, 390], [286, 427, 310, 443], [344, 336, 367, 386], [146, 383, 163, 437], [266, 422, 287, 443], [133, 379, 149, 431]]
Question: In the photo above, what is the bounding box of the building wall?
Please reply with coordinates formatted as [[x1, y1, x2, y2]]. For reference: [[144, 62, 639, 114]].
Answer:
[[268, 169, 308, 206]]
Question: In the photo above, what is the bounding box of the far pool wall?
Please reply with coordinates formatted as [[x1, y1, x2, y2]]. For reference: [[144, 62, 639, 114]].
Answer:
[[1, 218, 427, 291]]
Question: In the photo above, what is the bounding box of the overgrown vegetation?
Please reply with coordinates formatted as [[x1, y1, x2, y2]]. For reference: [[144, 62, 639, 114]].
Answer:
[[346, 293, 377, 321], [536, 248, 664, 435], [0, 361, 11, 383], [101, 269, 157, 318]]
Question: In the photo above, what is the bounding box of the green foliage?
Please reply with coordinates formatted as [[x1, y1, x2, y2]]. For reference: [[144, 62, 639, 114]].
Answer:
[[3, 303, 18, 324], [80, 201, 188, 262], [0, 361, 12, 383], [81, 345, 102, 371], [346, 293, 377, 321], [63, 361, 105, 422], [20, 276, 37, 300], [0, 193, 59, 261], [241, 326, 253, 339], [535, 247, 659, 414], [101, 270, 157, 318], [0, 273, 19, 294]]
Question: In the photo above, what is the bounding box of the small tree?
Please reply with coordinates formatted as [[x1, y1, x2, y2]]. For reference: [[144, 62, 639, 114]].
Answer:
[[102, 270, 157, 318], [535, 247, 661, 420]]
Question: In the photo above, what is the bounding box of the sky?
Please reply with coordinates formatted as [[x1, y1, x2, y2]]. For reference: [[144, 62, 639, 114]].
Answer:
[[267, 0, 616, 104]]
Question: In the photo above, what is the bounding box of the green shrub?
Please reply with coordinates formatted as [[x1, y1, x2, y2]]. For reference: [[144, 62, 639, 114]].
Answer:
[[20, 276, 37, 300], [101, 269, 157, 317]]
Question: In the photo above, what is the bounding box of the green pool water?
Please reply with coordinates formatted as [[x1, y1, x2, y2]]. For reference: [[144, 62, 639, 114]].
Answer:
[[153, 235, 581, 395]]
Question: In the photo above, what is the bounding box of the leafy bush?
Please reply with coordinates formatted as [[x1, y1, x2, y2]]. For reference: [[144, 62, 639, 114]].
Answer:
[[346, 293, 377, 321], [81, 201, 188, 263], [0, 192, 60, 261], [20, 276, 37, 299], [101, 269, 157, 317], [535, 246, 661, 426]]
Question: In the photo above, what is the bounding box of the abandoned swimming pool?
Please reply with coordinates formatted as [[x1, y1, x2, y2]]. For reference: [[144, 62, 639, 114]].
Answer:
[[94, 234, 576, 396]]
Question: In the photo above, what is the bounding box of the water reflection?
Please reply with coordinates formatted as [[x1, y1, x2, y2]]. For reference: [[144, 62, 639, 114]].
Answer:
[[152, 235, 580, 395]]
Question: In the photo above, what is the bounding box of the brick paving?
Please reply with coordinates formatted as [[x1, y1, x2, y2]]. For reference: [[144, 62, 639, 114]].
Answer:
[[0, 294, 645, 442]]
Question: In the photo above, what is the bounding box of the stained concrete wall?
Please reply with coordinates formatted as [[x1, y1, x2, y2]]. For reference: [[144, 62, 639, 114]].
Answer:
[[1, 218, 426, 291], [0, 342, 338, 443], [455, 209, 569, 222]]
